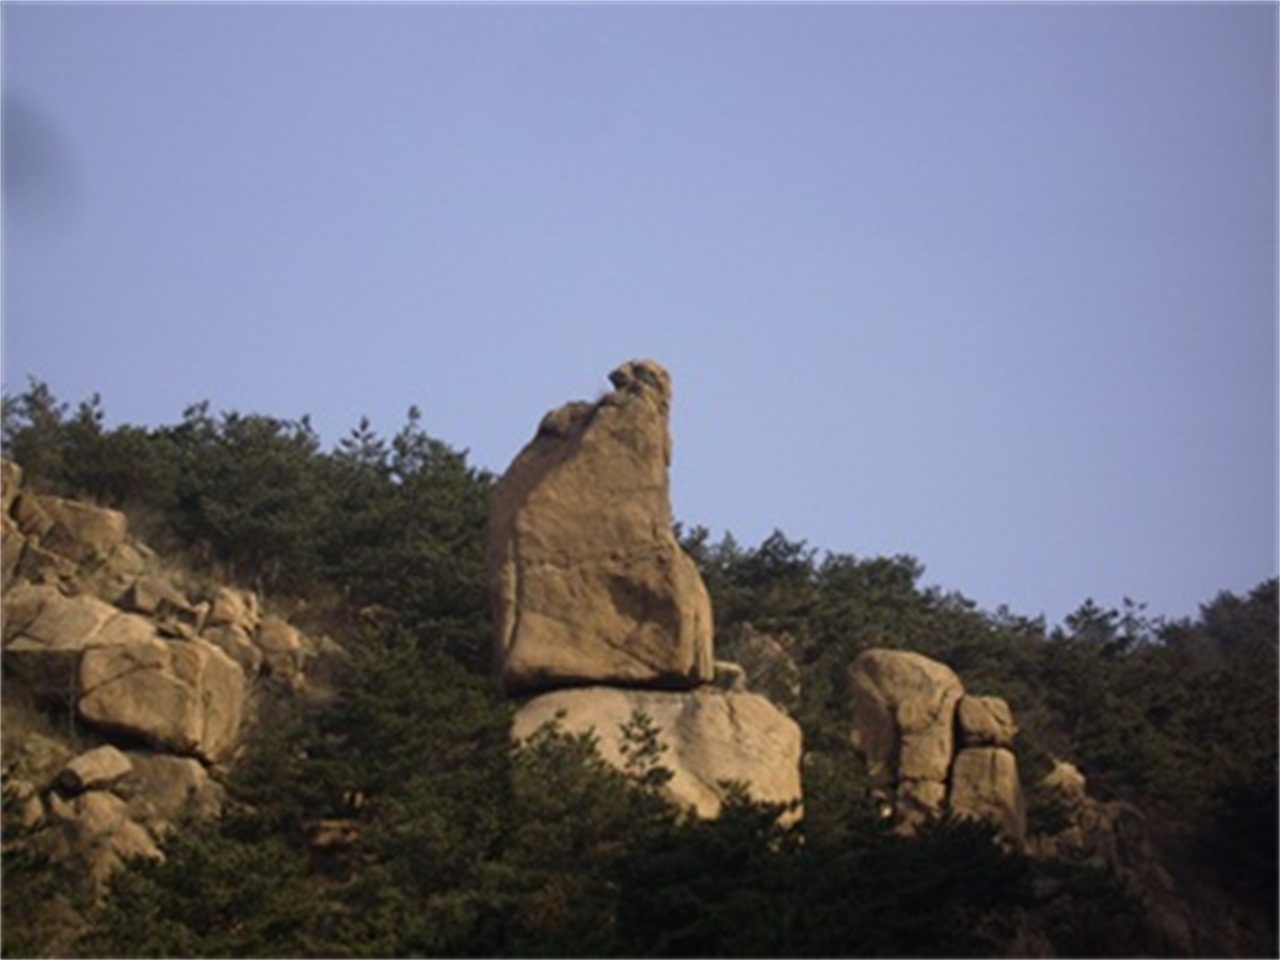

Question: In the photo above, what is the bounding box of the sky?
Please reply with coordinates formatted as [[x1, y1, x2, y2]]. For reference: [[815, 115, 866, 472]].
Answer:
[[2, 2, 1276, 629]]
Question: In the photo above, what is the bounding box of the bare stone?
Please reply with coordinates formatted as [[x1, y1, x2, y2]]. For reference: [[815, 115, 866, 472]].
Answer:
[[22, 495, 128, 567], [489, 360, 713, 694], [124, 752, 224, 824], [1, 458, 21, 515], [78, 638, 245, 762], [256, 616, 305, 679], [957, 695, 1018, 749], [948, 746, 1027, 846], [206, 586, 260, 632], [57, 745, 135, 794], [847, 648, 964, 786], [512, 685, 802, 823], [202, 623, 263, 675]]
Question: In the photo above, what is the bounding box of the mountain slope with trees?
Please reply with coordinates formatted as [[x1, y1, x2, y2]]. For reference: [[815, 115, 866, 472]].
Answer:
[[2, 379, 1275, 957]]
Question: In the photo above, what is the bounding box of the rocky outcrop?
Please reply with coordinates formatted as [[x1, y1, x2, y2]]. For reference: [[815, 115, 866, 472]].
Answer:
[[513, 686, 803, 822], [848, 649, 964, 827], [488, 359, 713, 695], [0, 458, 322, 895], [847, 648, 1026, 844], [493, 363, 802, 820]]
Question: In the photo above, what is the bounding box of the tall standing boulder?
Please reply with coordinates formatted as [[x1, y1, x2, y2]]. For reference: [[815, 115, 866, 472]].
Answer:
[[847, 649, 1027, 844], [847, 649, 964, 827], [488, 360, 714, 694]]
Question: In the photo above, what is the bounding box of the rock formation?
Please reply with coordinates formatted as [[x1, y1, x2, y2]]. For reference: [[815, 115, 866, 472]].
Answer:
[[493, 361, 802, 819], [0, 458, 326, 894], [488, 359, 713, 694], [512, 686, 803, 822], [847, 648, 1026, 845]]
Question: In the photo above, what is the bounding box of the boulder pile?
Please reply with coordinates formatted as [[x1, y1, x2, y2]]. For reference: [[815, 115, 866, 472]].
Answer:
[[0, 459, 321, 894], [491, 360, 802, 820], [847, 648, 1027, 845]]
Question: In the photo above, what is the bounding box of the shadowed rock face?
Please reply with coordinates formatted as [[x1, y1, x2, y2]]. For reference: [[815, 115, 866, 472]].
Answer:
[[488, 359, 713, 695]]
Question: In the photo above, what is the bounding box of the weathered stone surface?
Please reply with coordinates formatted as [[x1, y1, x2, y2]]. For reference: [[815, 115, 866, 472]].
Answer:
[[202, 623, 264, 675], [1, 514, 24, 588], [1040, 758, 1088, 804], [13, 493, 54, 541], [124, 752, 224, 823], [949, 746, 1026, 845], [44, 789, 162, 895], [2, 586, 145, 704], [713, 660, 748, 691], [3, 584, 118, 649], [14, 536, 78, 585], [1, 458, 22, 514], [512, 686, 802, 821], [957, 694, 1018, 749], [256, 616, 304, 680], [207, 586, 260, 632], [78, 638, 245, 762], [489, 360, 714, 694], [847, 649, 963, 785], [58, 745, 135, 794], [24, 495, 128, 566], [120, 576, 195, 619]]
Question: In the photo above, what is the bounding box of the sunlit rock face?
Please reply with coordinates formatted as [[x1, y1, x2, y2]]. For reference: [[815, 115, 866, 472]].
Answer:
[[847, 648, 1026, 845], [487, 359, 713, 696]]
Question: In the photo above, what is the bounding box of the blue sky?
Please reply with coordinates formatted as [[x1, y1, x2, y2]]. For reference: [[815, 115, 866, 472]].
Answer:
[[3, 2, 1276, 628]]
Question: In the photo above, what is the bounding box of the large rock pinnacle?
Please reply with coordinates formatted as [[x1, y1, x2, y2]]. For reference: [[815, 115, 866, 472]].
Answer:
[[487, 359, 714, 695]]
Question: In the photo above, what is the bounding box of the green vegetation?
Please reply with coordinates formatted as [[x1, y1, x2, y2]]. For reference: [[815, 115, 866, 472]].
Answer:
[[2, 379, 1275, 957]]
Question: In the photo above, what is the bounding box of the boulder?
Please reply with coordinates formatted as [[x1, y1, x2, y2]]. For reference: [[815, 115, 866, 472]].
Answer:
[[255, 616, 304, 680], [512, 685, 802, 822], [202, 623, 264, 675], [12, 493, 54, 541], [2, 586, 138, 704], [119, 576, 197, 621], [948, 746, 1026, 846], [957, 695, 1018, 749], [713, 660, 748, 692], [78, 638, 245, 762], [847, 649, 963, 789], [20, 495, 128, 567], [2, 583, 118, 648], [1, 513, 24, 588], [488, 360, 713, 694], [206, 586, 260, 632], [57, 745, 135, 794], [1, 458, 21, 514], [123, 752, 224, 824], [44, 789, 161, 896], [1040, 758, 1088, 805]]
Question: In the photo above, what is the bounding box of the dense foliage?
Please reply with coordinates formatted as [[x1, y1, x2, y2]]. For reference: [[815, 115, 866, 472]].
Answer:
[[2, 380, 1275, 957]]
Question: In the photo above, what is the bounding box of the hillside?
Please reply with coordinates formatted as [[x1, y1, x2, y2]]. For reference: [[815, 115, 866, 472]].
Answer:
[[1, 374, 1276, 958]]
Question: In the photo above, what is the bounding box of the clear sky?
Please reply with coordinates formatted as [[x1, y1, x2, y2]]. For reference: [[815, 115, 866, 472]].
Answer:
[[3, 2, 1276, 628]]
